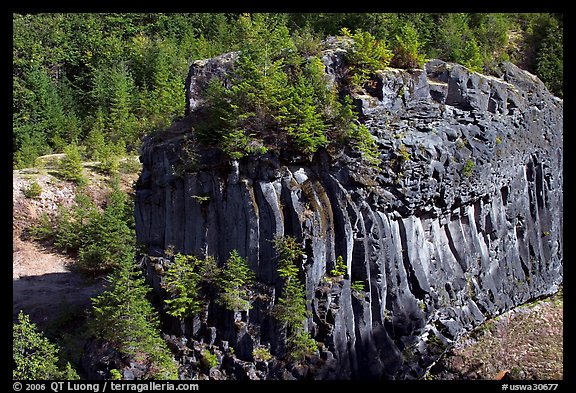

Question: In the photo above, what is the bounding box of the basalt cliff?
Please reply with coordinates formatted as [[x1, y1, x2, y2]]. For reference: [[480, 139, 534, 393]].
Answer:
[[133, 44, 563, 379]]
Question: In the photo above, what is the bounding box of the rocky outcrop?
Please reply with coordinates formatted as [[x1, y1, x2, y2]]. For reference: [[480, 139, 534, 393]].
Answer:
[[134, 46, 563, 379]]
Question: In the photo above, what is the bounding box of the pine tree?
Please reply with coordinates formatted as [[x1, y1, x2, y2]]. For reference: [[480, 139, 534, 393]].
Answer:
[[13, 311, 79, 380], [271, 235, 318, 363], [90, 257, 179, 379], [341, 27, 393, 87], [280, 60, 329, 154], [437, 13, 473, 65], [77, 185, 135, 274], [52, 184, 135, 275], [58, 143, 86, 185], [163, 253, 204, 319], [108, 63, 138, 148], [536, 22, 563, 97], [391, 22, 426, 69], [462, 38, 484, 73], [217, 250, 255, 311]]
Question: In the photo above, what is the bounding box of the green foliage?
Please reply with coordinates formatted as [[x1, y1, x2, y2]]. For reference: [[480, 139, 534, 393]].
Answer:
[[463, 159, 475, 178], [22, 180, 43, 199], [252, 346, 273, 361], [271, 235, 317, 364], [120, 155, 142, 174], [199, 255, 220, 284], [286, 330, 318, 363], [536, 21, 563, 97], [201, 40, 331, 157], [13, 311, 79, 380], [110, 369, 123, 380], [28, 212, 54, 241], [274, 275, 309, 329], [292, 25, 323, 56], [391, 22, 426, 69], [279, 62, 329, 154], [92, 140, 125, 175], [90, 257, 179, 380], [163, 253, 204, 319], [53, 192, 94, 253], [330, 255, 347, 277], [341, 27, 392, 87], [162, 249, 256, 318], [78, 186, 135, 274], [216, 250, 255, 311], [50, 185, 135, 275], [12, 13, 563, 168], [435, 14, 474, 65], [332, 96, 380, 165], [58, 144, 86, 185], [271, 235, 303, 279], [201, 349, 219, 369], [199, 18, 378, 161], [351, 280, 365, 292], [462, 38, 484, 73], [398, 144, 411, 162]]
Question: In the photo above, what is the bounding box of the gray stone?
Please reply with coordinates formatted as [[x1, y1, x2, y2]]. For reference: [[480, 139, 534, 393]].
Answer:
[[134, 42, 563, 380]]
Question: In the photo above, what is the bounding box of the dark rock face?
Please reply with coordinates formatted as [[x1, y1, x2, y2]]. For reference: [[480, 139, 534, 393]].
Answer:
[[134, 48, 563, 379]]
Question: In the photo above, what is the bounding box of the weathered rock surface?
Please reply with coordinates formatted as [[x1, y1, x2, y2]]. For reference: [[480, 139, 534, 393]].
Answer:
[[134, 45, 563, 379]]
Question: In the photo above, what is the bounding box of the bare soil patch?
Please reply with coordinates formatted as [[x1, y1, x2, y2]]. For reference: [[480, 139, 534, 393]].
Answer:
[[12, 162, 139, 331], [430, 291, 563, 380]]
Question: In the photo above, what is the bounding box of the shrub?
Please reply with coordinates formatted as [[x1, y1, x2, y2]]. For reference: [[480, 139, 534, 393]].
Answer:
[[333, 96, 380, 165], [391, 22, 426, 69], [50, 186, 135, 275], [536, 23, 563, 97], [109, 369, 122, 380], [252, 346, 273, 362], [201, 349, 219, 369], [22, 181, 43, 199], [330, 255, 346, 277], [341, 27, 393, 87], [463, 159, 475, 178], [28, 212, 54, 241], [286, 331, 318, 363], [351, 280, 365, 293], [120, 155, 142, 174], [398, 144, 411, 161], [462, 38, 484, 73], [197, 24, 377, 163], [199, 255, 220, 284]]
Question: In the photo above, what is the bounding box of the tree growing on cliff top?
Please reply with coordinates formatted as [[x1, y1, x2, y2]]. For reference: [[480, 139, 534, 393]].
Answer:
[[340, 27, 393, 87], [390, 22, 426, 69]]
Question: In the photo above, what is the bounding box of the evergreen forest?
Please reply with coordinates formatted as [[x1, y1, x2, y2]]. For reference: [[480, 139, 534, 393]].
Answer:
[[13, 13, 563, 169]]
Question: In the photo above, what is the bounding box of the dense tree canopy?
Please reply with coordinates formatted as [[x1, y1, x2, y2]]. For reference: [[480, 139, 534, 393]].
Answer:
[[13, 13, 563, 169]]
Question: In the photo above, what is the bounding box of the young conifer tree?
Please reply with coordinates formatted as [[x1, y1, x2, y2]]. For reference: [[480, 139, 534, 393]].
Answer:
[[91, 256, 178, 379]]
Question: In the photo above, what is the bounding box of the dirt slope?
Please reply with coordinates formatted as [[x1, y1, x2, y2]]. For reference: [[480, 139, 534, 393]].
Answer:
[[12, 161, 139, 332], [429, 291, 563, 380]]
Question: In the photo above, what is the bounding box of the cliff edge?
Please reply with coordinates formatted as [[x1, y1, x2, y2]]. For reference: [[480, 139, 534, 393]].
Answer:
[[134, 44, 563, 379]]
